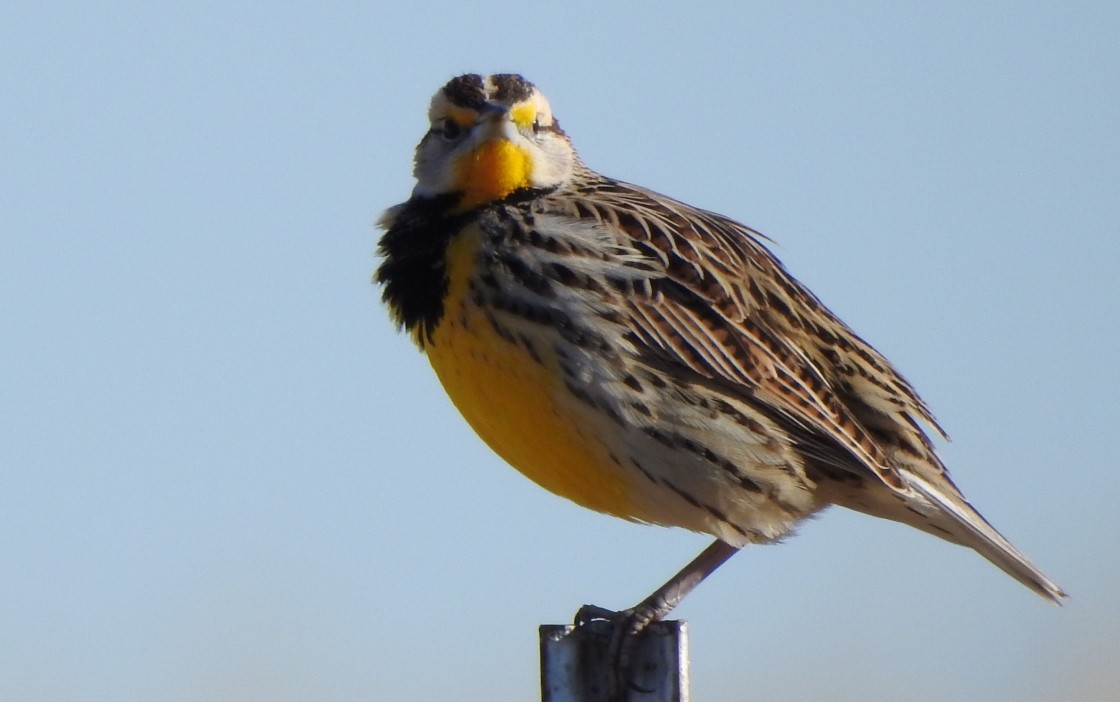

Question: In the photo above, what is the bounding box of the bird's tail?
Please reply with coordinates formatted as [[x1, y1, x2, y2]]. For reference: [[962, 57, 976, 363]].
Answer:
[[901, 471, 1066, 603]]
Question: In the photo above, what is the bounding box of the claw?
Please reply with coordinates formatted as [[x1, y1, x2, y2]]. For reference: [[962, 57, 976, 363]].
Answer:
[[570, 607, 655, 701], [573, 603, 621, 627], [566, 540, 740, 700]]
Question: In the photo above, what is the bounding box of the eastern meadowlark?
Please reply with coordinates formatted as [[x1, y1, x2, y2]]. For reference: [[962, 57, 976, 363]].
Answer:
[[375, 74, 1065, 635]]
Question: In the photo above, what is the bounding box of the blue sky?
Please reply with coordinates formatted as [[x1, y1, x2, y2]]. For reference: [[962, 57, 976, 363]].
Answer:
[[2, 2, 1118, 700]]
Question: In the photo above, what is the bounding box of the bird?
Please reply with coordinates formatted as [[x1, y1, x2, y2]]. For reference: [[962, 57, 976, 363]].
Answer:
[[374, 73, 1065, 641]]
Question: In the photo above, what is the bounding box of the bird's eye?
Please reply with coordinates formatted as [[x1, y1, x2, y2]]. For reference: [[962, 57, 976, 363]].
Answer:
[[437, 118, 464, 140], [532, 118, 543, 134]]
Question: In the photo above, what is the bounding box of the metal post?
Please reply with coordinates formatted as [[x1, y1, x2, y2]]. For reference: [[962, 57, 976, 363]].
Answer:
[[540, 620, 689, 702]]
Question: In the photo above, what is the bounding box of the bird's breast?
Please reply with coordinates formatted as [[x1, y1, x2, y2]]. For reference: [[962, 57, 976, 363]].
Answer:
[[424, 227, 643, 519]]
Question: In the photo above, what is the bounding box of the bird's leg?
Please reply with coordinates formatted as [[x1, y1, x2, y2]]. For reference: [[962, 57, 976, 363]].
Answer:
[[576, 539, 741, 633], [574, 539, 741, 700]]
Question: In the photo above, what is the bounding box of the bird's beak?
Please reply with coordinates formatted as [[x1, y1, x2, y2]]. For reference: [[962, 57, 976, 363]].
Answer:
[[453, 105, 534, 211], [473, 104, 520, 143]]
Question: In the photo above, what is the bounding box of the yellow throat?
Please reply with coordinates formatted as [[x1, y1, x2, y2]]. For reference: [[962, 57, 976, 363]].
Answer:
[[454, 139, 532, 212]]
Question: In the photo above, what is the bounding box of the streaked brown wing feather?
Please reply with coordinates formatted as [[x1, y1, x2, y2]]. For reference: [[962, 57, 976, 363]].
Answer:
[[558, 175, 952, 493]]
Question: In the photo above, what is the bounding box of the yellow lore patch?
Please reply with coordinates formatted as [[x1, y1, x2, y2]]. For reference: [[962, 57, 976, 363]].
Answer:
[[424, 230, 641, 520], [454, 139, 532, 212], [510, 103, 537, 129]]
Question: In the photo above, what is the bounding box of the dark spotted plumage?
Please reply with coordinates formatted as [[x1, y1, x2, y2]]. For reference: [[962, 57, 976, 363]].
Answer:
[[441, 73, 536, 110], [376, 73, 1066, 617], [375, 194, 464, 343], [439, 73, 487, 110]]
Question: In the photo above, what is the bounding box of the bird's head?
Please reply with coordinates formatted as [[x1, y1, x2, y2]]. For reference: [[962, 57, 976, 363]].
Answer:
[[411, 73, 576, 211]]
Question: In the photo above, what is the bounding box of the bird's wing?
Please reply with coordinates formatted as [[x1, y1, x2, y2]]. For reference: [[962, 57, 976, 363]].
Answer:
[[557, 178, 951, 494]]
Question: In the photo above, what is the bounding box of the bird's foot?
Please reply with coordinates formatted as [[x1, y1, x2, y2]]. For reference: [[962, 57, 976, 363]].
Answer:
[[573, 603, 664, 701]]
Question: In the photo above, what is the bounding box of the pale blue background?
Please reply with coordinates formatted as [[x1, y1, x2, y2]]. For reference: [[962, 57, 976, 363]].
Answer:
[[3, 2, 1118, 700]]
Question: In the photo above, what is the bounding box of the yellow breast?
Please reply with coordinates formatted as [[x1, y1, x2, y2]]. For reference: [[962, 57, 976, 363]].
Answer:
[[424, 228, 640, 519]]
